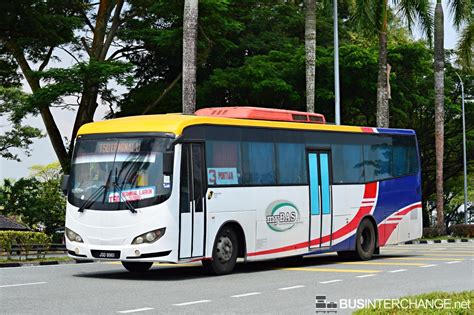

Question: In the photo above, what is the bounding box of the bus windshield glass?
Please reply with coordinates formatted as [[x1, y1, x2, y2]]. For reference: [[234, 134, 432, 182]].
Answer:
[[69, 136, 172, 210]]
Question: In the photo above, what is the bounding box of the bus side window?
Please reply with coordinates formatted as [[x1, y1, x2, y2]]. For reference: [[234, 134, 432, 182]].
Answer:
[[205, 141, 242, 186], [276, 143, 307, 184], [241, 141, 276, 185]]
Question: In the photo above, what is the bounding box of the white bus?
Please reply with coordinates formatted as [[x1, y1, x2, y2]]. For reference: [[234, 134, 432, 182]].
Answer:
[[64, 107, 422, 274]]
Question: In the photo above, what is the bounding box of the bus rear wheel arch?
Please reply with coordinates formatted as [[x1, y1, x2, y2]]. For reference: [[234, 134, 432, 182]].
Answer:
[[338, 217, 377, 261], [203, 223, 245, 275]]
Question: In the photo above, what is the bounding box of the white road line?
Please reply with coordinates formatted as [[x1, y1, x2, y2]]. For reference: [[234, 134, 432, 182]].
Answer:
[[388, 269, 407, 273], [420, 264, 437, 268], [319, 279, 342, 284], [446, 261, 461, 264], [117, 308, 154, 314], [173, 300, 211, 306], [356, 274, 376, 278], [278, 285, 305, 291], [0, 281, 46, 288], [231, 292, 262, 298]]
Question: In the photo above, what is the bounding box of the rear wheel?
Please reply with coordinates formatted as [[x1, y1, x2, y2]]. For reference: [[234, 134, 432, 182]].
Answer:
[[338, 219, 376, 261], [121, 261, 153, 272], [202, 226, 238, 275]]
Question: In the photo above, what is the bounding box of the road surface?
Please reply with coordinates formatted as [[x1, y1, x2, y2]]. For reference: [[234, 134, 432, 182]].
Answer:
[[1, 243, 473, 314]]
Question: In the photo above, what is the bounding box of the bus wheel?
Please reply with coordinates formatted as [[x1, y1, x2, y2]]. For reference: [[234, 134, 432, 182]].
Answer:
[[355, 219, 376, 260], [202, 226, 238, 275], [121, 261, 153, 272]]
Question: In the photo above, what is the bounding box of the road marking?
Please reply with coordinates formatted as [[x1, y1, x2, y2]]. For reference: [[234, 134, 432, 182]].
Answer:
[[388, 269, 407, 273], [231, 292, 262, 298], [419, 264, 437, 268], [117, 308, 154, 314], [420, 254, 474, 257], [278, 285, 305, 291], [387, 257, 464, 261], [0, 281, 46, 288], [319, 279, 342, 284], [446, 261, 461, 264], [339, 262, 426, 266], [281, 267, 381, 273], [356, 274, 376, 278], [173, 300, 211, 306]]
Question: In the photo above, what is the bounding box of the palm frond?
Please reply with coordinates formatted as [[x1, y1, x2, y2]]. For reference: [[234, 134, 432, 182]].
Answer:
[[393, 0, 434, 42], [351, 0, 379, 35], [457, 20, 474, 70], [448, 0, 472, 29]]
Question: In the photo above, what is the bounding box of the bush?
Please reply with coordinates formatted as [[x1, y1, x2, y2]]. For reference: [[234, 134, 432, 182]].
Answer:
[[0, 231, 51, 259], [450, 224, 474, 238], [422, 227, 441, 238]]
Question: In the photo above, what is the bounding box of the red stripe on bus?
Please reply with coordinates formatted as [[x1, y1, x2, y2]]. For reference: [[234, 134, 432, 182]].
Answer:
[[361, 127, 375, 133]]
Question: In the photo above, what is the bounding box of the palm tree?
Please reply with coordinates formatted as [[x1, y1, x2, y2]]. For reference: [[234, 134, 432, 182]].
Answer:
[[182, 0, 199, 114], [434, 0, 445, 233], [433, 0, 471, 233], [305, 0, 316, 113], [353, 0, 433, 128]]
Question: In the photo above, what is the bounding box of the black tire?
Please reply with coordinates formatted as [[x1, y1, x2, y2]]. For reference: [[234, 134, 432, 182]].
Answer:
[[354, 218, 376, 260], [337, 219, 376, 261], [202, 226, 238, 275], [121, 261, 153, 272]]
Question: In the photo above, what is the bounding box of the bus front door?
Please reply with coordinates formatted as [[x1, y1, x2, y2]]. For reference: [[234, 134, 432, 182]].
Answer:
[[307, 150, 333, 250], [179, 143, 206, 259]]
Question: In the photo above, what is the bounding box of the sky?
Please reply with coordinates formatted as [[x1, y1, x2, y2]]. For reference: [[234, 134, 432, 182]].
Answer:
[[0, 2, 463, 180]]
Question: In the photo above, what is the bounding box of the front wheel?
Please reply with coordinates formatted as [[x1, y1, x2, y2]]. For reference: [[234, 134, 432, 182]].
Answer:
[[121, 261, 153, 272], [202, 226, 238, 275]]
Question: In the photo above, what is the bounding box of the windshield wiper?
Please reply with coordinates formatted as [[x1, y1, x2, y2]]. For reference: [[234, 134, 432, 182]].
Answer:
[[77, 185, 106, 213], [112, 182, 137, 214]]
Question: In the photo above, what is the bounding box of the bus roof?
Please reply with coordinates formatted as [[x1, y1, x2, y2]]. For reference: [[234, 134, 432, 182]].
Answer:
[[77, 113, 415, 137]]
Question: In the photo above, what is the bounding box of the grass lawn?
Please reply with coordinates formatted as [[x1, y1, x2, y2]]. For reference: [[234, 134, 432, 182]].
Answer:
[[0, 256, 73, 264], [354, 291, 473, 314]]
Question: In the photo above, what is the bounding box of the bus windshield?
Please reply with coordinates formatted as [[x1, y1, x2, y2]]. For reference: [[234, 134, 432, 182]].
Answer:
[[69, 136, 172, 210]]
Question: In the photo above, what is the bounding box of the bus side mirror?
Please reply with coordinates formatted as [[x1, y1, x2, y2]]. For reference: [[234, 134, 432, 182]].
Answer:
[[163, 151, 174, 176], [61, 175, 70, 196]]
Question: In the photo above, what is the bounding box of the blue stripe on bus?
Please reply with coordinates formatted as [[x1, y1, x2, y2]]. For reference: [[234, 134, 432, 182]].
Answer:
[[308, 153, 320, 215], [320, 153, 331, 214], [376, 128, 415, 135]]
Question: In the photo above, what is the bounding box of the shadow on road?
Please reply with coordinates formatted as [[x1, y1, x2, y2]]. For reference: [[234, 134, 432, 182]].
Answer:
[[73, 252, 419, 281]]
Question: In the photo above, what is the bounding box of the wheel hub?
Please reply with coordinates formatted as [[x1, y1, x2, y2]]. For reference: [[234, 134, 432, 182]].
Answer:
[[216, 236, 233, 262]]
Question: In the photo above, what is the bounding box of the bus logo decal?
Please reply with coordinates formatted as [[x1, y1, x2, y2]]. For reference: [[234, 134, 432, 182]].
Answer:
[[266, 201, 300, 232]]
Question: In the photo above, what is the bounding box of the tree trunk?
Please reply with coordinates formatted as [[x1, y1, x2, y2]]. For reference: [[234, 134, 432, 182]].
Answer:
[[182, 0, 199, 114], [376, 0, 389, 128], [305, 0, 316, 113], [434, 1, 445, 234]]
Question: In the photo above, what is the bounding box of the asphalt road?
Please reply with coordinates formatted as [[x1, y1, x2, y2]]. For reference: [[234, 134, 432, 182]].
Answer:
[[1, 243, 473, 314]]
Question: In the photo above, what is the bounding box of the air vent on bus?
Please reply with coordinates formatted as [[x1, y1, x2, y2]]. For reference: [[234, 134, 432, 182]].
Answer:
[[195, 107, 326, 124]]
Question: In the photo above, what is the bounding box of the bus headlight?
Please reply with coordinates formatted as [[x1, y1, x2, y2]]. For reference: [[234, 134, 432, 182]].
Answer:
[[65, 228, 83, 243], [132, 228, 166, 245]]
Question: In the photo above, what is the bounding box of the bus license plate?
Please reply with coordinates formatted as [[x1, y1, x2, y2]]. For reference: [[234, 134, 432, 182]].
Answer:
[[92, 250, 120, 259]]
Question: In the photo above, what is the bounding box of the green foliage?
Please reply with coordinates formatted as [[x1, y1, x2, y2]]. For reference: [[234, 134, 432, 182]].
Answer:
[[0, 231, 51, 259], [0, 124, 43, 161], [0, 165, 65, 235]]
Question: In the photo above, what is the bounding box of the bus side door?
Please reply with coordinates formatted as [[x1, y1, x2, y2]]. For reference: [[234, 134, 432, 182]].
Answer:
[[307, 150, 333, 249], [179, 143, 206, 259]]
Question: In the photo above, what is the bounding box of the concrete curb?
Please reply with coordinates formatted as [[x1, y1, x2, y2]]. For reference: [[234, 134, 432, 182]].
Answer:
[[0, 259, 94, 268], [404, 239, 473, 245]]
